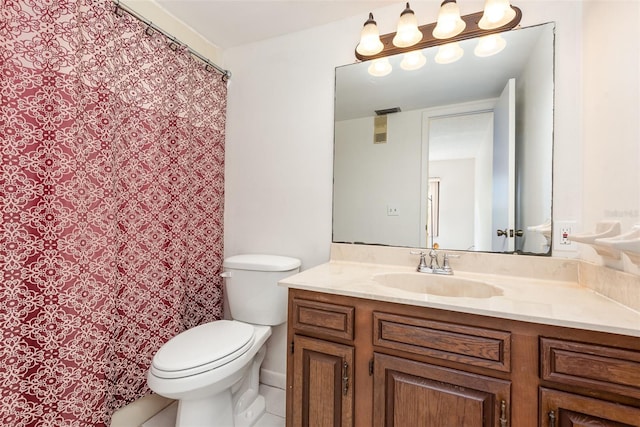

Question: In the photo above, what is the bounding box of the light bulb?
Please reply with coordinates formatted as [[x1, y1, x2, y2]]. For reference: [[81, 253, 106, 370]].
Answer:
[[435, 42, 464, 64], [432, 0, 466, 39], [368, 58, 392, 77], [356, 13, 384, 56], [478, 0, 516, 30], [400, 51, 427, 71], [392, 3, 423, 48], [474, 34, 507, 57]]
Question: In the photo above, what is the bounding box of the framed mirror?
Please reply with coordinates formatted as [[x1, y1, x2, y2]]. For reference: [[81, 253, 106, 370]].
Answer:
[[333, 23, 554, 255]]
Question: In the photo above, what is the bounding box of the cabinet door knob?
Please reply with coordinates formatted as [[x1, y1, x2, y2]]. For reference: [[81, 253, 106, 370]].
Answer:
[[548, 410, 556, 427], [499, 400, 508, 427], [342, 361, 349, 395]]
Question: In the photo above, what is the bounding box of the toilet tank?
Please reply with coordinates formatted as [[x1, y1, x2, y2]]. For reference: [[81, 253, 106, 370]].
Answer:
[[222, 254, 301, 325]]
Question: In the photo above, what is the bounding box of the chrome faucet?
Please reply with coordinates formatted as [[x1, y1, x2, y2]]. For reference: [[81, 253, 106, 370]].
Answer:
[[411, 250, 454, 275]]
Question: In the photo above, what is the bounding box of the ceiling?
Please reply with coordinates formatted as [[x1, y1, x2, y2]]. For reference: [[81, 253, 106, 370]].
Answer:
[[153, 0, 398, 49]]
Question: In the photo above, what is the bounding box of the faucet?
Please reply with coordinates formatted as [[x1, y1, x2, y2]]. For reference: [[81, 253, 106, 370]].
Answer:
[[411, 250, 455, 275]]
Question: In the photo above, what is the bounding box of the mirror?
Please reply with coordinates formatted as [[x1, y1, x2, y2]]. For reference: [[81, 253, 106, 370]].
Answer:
[[333, 23, 554, 255]]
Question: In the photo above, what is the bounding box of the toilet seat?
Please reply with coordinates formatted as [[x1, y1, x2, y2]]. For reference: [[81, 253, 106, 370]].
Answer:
[[150, 320, 255, 379]]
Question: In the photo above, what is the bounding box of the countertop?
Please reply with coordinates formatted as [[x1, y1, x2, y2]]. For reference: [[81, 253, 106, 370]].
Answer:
[[280, 260, 640, 338]]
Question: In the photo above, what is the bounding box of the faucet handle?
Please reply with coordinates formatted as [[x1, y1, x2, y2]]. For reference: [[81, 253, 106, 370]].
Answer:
[[410, 250, 429, 271], [441, 253, 459, 274], [442, 253, 451, 268]]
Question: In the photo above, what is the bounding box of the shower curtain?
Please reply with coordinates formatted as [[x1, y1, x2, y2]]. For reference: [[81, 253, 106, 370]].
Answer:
[[1, 1, 226, 425]]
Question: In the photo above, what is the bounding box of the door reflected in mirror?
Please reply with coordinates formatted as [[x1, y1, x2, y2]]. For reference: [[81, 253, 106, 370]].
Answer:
[[333, 23, 554, 255]]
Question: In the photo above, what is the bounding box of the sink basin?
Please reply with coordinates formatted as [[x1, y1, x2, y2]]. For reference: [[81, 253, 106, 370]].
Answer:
[[373, 273, 503, 298]]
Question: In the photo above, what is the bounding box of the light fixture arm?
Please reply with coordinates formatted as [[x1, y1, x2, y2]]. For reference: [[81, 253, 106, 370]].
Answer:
[[355, 6, 521, 61]]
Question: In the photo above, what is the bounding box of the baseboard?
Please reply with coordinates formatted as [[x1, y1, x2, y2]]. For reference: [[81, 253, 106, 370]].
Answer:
[[260, 368, 286, 390], [259, 384, 286, 419]]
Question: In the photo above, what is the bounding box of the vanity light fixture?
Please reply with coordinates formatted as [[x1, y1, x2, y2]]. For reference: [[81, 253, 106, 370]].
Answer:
[[356, 13, 384, 56], [432, 0, 466, 39], [354, 1, 520, 62], [392, 3, 423, 48]]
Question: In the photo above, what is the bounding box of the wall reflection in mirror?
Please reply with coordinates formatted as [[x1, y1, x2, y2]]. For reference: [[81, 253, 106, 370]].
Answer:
[[333, 23, 554, 255]]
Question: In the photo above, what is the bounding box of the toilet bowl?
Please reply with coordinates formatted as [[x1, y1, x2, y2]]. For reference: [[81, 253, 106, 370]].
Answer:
[[147, 254, 301, 427]]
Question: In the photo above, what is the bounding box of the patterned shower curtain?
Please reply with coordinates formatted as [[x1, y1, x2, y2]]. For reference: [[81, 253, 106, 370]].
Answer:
[[1, 1, 226, 425]]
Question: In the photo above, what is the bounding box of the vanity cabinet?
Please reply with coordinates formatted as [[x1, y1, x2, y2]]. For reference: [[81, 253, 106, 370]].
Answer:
[[373, 353, 510, 426], [288, 297, 356, 426], [290, 335, 354, 426], [540, 388, 640, 426], [371, 311, 512, 426], [285, 289, 640, 427], [539, 338, 640, 426]]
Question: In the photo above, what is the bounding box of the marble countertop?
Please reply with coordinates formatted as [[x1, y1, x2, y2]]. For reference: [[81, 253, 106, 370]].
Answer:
[[280, 260, 640, 337]]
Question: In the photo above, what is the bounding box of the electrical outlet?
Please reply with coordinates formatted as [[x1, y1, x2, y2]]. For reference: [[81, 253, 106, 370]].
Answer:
[[554, 221, 578, 252], [387, 205, 399, 216]]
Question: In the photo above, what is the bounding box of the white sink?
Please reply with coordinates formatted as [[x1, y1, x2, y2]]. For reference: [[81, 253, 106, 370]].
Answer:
[[373, 272, 503, 298]]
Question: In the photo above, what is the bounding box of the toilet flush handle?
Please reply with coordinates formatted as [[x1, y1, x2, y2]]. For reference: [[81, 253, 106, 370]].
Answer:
[[220, 272, 232, 278]]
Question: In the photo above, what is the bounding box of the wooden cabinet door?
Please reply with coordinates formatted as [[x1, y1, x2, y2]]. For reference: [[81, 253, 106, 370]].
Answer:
[[291, 334, 354, 427], [540, 388, 640, 427], [373, 353, 511, 427]]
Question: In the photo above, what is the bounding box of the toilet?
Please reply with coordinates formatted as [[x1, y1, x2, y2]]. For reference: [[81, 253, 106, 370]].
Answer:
[[147, 254, 301, 427]]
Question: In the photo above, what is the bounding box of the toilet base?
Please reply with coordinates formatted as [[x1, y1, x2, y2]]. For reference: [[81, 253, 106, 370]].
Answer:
[[173, 390, 266, 427], [176, 388, 233, 427], [234, 394, 266, 427]]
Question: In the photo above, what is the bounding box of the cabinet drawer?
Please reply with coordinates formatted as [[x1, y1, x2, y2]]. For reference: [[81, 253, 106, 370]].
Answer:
[[291, 298, 354, 341], [541, 337, 640, 400], [373, 311, 511, 372]]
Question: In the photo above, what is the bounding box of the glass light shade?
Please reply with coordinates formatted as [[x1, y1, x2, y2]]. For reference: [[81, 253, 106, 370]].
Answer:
[[356, 13, 384, 56], [435, 42, 464, 64], [432, 0, 466, 39], [392, 3, 423, 48], [368, 57, 392, 77], [400, 51, 427, 71], [478, 0, 516, 30], [474, 34, 507, 57]]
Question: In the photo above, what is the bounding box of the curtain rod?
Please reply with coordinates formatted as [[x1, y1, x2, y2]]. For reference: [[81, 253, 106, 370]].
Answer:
[[112, 0, 231, 81]]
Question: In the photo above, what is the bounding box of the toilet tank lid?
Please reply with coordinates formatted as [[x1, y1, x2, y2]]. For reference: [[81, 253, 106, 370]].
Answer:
[[223, 254, 301, 272]]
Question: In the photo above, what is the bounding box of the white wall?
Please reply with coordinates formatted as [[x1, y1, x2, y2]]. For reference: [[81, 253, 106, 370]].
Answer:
[[333, 111, 423, 247], [223, 24, 342, 382], [581, 1, 640, 263]]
